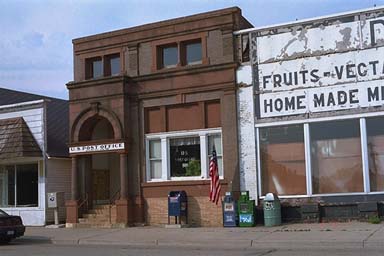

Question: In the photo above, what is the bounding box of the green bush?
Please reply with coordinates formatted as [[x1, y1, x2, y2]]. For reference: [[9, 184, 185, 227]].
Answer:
[[368, 215, 381, 224]]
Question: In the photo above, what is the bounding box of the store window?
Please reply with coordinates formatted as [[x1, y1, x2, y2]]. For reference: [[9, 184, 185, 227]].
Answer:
[[0, 164, 38, 207], [366, 117, 384, 192], [146, 130, 222, 181], [259, 125, 306, 196], [170, 137, 201, 177], [310, 120, 363, 194]]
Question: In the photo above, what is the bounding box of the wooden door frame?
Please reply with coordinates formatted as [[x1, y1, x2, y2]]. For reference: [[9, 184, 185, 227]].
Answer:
[[91, 169, 110, 205]]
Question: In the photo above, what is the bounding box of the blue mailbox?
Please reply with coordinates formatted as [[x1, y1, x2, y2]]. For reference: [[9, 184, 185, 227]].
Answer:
[[168, 191, 188, 224], [222, 192, 238, 227]]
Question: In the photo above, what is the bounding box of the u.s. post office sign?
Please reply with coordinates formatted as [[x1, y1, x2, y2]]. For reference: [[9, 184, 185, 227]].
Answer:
[[69, 142, 125, 154], [252, 11, 384, 118]]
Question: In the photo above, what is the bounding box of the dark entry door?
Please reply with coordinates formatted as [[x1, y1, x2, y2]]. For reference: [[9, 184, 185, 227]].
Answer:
[[92, 170, 110, 204]]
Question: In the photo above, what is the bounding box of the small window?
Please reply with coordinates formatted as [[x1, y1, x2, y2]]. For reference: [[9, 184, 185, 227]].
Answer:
[[170, 137, 201, 177], [85, 57, 103, 79], [184, 40, 202, 65], [159, 44, 178, 69], [149, 140, 162, 179], [105, 54, 120, 76]]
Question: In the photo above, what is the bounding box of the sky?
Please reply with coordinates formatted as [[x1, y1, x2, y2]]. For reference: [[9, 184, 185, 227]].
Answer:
[[1, 0, 384, 100]]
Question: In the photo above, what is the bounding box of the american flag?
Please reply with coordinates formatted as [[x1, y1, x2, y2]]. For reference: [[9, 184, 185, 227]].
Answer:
[[209, 146, 221, 204]]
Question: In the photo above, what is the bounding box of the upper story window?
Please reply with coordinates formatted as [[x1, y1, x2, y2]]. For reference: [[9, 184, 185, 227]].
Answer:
[[183, 40, 202, 65], [105, 54, 120, 76], [86, 57, 103, 79], [85, 53, 120, 79], [160, 44, 178, 69], [156, 38, 204, 70]]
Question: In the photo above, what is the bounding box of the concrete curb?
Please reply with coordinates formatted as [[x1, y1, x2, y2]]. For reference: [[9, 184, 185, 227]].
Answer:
[[46, 238, 384, 249], [24, 223, 384, 249]]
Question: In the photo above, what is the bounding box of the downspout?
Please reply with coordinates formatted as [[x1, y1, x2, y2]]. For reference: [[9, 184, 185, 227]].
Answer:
[[42, 99, 49, 225]]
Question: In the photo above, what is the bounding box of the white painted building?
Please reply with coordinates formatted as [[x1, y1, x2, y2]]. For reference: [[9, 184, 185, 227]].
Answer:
[[235, 7, 384, 219], [0, 88, 71, 225]]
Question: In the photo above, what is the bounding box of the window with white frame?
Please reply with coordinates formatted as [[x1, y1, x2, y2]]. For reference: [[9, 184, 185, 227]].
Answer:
[[257, 115, 384, 198], [208, 134, 223, 176], [170, 137, 201, 177], [146, 129, 222, 181], [149, 140, 162, 179]]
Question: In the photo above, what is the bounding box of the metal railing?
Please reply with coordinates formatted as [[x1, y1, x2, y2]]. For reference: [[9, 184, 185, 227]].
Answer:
[[78, 193, 89, 218], [109, 189, 120, 223]]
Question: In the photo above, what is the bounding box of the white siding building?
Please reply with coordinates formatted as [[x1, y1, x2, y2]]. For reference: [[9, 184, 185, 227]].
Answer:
[[0, 88, 70, 225]]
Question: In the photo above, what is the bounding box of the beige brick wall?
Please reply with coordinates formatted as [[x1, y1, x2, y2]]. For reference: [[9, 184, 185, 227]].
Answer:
[[145, 196, 223, 227]]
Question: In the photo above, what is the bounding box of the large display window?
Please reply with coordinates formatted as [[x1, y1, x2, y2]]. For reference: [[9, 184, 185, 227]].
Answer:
[[0, 163, 38, 207], [257, 115, 384, 197], [367, 117, 384, 192], [310, 120, 363, 194], [259, 125, 306, 195]]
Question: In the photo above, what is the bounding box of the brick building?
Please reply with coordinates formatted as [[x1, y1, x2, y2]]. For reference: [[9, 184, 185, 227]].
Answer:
[[66, 7, 252, 227]]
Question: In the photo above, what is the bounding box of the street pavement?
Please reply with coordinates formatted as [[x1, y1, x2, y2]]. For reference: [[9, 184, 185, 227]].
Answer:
[[19, 221, 384, 249]]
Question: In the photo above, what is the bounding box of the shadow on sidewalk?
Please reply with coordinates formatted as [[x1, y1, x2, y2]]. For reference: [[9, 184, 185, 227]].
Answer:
[[0, 236, 52, 246]]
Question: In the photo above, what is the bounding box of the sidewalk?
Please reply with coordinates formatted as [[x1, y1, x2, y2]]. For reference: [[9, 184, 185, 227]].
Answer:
[[21, 222, 384, 249]]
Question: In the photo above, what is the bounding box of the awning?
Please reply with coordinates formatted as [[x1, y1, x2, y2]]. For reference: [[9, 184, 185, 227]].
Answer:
[[0, 117, 42, 160]]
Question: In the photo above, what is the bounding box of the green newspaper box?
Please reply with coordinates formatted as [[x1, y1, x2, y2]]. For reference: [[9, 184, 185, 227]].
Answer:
[[237, 191, 255, 227]]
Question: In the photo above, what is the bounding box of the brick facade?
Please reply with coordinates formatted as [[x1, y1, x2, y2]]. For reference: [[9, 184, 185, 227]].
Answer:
[[66, 7, 252, 227], [145, 196, 222, 227]]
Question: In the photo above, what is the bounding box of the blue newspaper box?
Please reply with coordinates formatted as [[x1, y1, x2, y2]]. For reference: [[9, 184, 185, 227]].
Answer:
[[222, 192, 238, 227], [168, 191, 188, 224]]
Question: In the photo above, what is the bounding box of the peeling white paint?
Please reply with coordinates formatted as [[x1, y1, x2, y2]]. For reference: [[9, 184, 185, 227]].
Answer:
[[257, 21, 361, 63], [236, 65, 253, 85], [257, 16, 384, 64], [237, 68, 258, 201]]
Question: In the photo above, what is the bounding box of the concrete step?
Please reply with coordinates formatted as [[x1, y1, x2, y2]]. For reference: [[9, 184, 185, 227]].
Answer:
[[93, 204, 111, 209], [78, 219, 111, 224], [88, 209, 110, 214], [82, 213, 112, 219], [77, 204, 117, 227], [75, 223, 114, 228]]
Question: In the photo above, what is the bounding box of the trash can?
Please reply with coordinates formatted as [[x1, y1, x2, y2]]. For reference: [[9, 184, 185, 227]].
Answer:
[[222, 192, 238, 227], [238, 191, 255, 227], [263, 193, 281, 227], [168, 191, 188, 224]]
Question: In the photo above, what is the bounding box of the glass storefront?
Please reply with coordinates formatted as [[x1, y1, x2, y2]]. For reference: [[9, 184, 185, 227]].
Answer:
[[260, 125, 306, 195], [367, 117, 384, 192], [0, 163, 38, 207], [258, 116, 384, 197], [310, 120, 363, 194]]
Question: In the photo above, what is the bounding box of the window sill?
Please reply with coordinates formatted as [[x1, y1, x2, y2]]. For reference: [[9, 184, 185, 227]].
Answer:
[[142, 178, 227, 187], [155, 58, 208, 73]]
